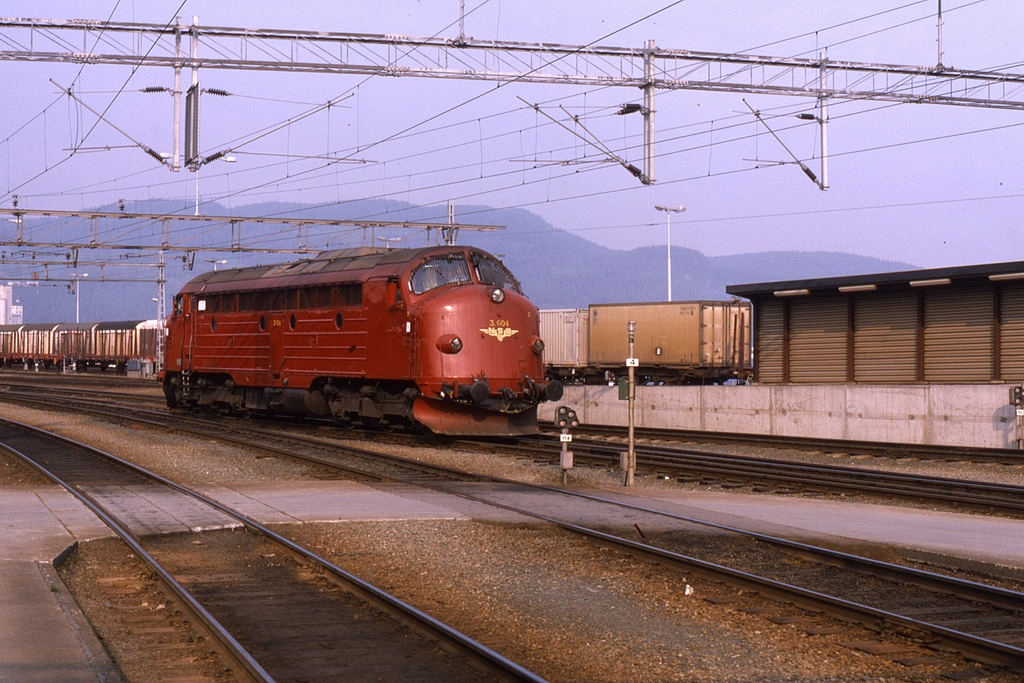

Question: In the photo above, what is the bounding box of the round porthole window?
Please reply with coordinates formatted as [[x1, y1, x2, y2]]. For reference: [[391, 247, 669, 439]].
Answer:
[[335, 312, 344, 330], [259, 315, 266, 331], [290, 313, 297, 330], [210, 317, 217, 332]]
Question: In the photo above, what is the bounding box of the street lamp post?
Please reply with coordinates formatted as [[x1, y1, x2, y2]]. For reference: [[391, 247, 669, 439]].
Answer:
[[654, 205, 686, 302]]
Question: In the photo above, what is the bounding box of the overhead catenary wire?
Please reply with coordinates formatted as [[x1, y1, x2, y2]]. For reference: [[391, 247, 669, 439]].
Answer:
[[0, 1, 974, 205], [0, 1, 999, 209], [0, 1, 1016, 257], [14, 91, 1013, 253]]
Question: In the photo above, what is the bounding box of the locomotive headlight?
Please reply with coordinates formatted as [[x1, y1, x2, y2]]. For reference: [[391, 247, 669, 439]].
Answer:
[[531, 337, 545, 355], [436, 334, 463, 354], [489, 287, 505, 304]]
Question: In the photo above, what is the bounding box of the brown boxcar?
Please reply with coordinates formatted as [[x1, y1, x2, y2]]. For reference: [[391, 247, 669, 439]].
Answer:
[[541, 301, 752, 384], [20, 323, 60, 366], [54, 323, 97, 368], [0, 324, 21, 362]]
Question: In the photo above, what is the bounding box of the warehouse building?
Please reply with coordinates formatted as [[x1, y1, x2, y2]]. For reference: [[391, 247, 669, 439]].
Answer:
[[561, 261, 1024, 450], [726, 260, 1024, 385]]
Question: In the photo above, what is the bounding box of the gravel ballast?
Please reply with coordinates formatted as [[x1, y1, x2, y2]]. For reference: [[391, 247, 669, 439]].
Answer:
[[1, 400, 1017, 682]]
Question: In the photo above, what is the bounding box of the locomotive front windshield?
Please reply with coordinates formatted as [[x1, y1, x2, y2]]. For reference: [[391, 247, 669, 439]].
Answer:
[[472, 253, 522, 294], [409, 251, 524, 295], [410, 254, 473, 294]]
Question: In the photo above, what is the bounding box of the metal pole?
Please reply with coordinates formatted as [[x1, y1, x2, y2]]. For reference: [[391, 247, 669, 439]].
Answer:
[[666, 211, 671, 302], [642, 39, 655, 185], [655, 205, 685, 302], [172, 18, 181, 172], [73, 273, 87, 322], [818, 53, 829, 191], [626, 320, 636, 487], [156, 250, 165, 374]]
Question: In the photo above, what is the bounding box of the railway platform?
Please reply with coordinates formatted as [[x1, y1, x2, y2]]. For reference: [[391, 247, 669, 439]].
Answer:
[[3, 480, 1022, 681]]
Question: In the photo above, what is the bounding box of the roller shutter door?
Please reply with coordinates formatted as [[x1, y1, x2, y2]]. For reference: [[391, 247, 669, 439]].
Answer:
[[853, 293, 917, 383], [1000, 284, 1024, 380], [755, 300, 784, 383], [923, 287, 993, 382], [788, 297, 848, 383]]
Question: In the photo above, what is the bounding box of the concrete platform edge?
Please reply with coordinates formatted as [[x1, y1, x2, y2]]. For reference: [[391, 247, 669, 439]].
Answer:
[[899, 546, 1024, 584], [41, 544, 123, 682]]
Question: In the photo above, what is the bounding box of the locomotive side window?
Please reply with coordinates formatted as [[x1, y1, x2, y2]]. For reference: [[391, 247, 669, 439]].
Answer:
[[299, 288, 318, 309], [330, 283, 362, 306], [173, 295, 184, 315], [238, 291, 256, 311], [473, 254, 523, 294], [208, 294, 233, 314], [296, 285, 362, 308], [410, 255, 471, 294], [256, 289, 290, 311], [217, 293, 237, 313]]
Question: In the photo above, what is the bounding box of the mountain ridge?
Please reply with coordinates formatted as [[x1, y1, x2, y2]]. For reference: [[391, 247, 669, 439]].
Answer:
[[8, 199, 917, 322]]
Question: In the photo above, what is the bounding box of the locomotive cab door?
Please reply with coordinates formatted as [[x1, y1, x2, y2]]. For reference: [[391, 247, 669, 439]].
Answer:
[[385, 277, 414, 379], [268, 314, 285, 379], [172, 294, 194, 371]]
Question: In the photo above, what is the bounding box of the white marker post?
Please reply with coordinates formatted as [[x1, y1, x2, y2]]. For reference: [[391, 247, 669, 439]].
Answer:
[[625, 321, 637, 486]]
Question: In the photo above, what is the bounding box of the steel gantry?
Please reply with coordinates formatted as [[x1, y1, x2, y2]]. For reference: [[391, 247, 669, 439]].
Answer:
[[0, 207, 500, 362], [1, 17, 1023, 186]]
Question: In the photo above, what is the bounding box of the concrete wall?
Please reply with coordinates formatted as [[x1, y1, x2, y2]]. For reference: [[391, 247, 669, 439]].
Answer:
[[553, 384, 1020, 450]]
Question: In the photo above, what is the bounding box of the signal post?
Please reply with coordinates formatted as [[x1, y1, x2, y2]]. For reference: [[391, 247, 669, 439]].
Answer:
[[555, 406, 579, 485]]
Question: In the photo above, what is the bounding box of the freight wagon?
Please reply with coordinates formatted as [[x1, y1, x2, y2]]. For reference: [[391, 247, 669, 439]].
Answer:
[[0, 320, 161, 374], [540, 301, 752, 384]]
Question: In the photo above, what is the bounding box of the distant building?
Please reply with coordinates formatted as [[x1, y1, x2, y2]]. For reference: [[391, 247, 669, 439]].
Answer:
[[10, 304, 22, 325], [0, 285, 11, 324]]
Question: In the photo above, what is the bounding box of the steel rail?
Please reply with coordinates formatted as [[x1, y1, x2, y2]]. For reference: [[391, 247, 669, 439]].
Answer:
[[560, 435, 1024, 512], [0, 416, 548, 683], [0, 421, 272, 683], [553, 423, 1024, 465], [5, 382, 1023, 513], [4, 389, 1024, 671], [428, 484, 1024, 671]]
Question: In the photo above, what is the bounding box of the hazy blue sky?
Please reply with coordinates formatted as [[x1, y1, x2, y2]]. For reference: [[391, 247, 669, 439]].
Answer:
[[1, 1, 1021, 269]]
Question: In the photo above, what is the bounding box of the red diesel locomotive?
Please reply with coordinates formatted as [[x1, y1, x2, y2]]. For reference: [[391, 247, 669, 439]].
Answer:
[[160, 245, 563, 435]]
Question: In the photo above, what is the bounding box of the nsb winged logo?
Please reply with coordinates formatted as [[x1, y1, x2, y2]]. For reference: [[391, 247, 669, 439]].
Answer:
[[480, 318, 519, 342]]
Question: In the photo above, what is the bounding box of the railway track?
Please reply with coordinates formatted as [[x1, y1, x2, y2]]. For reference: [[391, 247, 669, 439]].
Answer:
[[5, 380, 1024, 518], [4, 391, 1024, 674], [8, 395, 1024, 671], [561, 423, 1024, 466], [521, 433, 1024, 516], [0, 417, 546, 682]]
